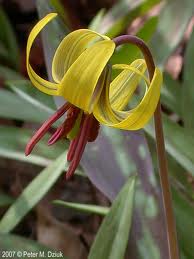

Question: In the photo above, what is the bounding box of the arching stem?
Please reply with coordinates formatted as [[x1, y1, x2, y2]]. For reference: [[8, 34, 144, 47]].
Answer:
[[113, 35, 179, 259]]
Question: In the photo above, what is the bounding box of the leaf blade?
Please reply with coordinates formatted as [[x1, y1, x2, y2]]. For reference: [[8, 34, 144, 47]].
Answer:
[[182, 27, 194, 128], [89, 175, 136, 259], [0, 151, 67, 233], [53, 200, 109, 216]]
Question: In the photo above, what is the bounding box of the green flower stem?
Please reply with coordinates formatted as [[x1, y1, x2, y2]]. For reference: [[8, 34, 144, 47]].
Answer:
[[113, 35, 179, 259]]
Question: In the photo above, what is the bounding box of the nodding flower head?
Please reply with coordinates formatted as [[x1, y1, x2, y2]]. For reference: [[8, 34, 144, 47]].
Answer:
[[25, 13, 163, 179]]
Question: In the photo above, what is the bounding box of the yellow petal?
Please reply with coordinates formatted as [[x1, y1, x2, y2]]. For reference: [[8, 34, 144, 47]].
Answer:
[[93, 60, 163, 130], [26, 13, 59, 95], [110, 59, 148, 110], [52, 29, 110, 83], [58, 40, 115, 113]]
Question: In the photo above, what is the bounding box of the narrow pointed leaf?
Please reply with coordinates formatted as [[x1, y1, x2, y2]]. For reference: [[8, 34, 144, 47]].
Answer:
[[53, 200, 109, 216], [0, 151, 67, 233], [88, 176, 136, 259]]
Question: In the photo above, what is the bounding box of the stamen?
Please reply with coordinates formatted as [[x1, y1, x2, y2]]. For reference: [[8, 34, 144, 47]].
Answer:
[[48, 107, 80, 146], [67, 137, 80, 162], [87, 116, 100, 142], [66, 114, 93, 179], [48, 125, 64, 146], [25, 102, 70, 156], [67, 113, 85, 162]]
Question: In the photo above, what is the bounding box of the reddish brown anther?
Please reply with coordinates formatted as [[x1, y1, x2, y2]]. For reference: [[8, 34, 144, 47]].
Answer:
[[48, 107, 80, 146], [25, 102, 70, 156], [87, 116, 100, 142], [25, 102, 100, 180]]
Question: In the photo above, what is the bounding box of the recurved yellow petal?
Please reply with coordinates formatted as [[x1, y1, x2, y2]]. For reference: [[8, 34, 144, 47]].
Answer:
[[110, 59, 148, 110], [26, 13, 59, 95], [52, 29, 110, 83], [58, 40, 115, 113], [93, 61, 162, 130]]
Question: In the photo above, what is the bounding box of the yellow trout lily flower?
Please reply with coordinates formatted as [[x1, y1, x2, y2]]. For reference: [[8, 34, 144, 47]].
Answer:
[[25, 13, 162, 179]]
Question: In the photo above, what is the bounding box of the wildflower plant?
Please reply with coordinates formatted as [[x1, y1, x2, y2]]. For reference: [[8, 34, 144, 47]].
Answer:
[[26, 13, 162, 178], [24, 11, 180, 259]]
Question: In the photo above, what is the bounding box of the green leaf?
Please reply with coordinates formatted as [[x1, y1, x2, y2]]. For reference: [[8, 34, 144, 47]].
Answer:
[[88, 9, 105, 31], [161, 72, 182, 116], [0, 89, 52, 123], [6, 80, 56, 113], [145, 115, 194, 177], [0, 233, 68, 258], [0, 125, 84, 177], [0, 126, 65, 166], [147, 135, 194, 259], [0, 42, 9, 61], [147, 135, 194, 201], [0, 151, 67, 233], [0, 66, 23, 80], [172, 187, 194, 259], [0, 7, 20, 69], [150, 0, 194, 66], [50, 0, 72, 29], [88, 175, 136, 259], [100, 0, 160, 38], [0, 193, 14, 207], [36, 0, 70, 76], [53, 200, 109, 216], [182, 27, 194, 129]]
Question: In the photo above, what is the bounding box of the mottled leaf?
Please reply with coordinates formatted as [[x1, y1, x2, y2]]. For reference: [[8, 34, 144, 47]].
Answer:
[[82, 128, 169, 259]]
